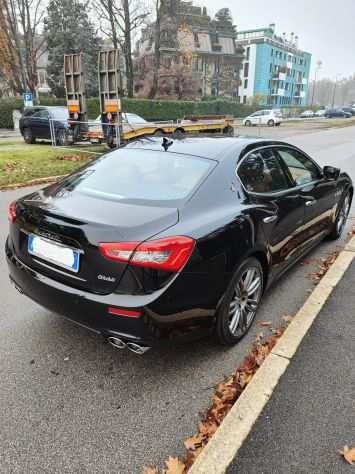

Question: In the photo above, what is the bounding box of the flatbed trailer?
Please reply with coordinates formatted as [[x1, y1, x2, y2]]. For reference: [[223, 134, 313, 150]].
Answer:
[[87, 115, 234, 143]]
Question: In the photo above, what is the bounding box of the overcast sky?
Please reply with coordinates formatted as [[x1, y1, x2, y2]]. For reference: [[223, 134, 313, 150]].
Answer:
[[197, 0, 355, 80]]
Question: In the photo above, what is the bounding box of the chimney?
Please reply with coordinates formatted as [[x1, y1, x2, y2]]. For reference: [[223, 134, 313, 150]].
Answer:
[[269, 23, 275, 33]]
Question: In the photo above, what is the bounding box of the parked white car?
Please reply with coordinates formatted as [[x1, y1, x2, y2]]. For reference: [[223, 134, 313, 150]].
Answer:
[[314, 109, 326, 117], [300, 110, 315, 118], [243, 110, 282, 127]]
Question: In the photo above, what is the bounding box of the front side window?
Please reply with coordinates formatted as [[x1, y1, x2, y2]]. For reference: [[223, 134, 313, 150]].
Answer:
[[238, 149, 290, 194], [276, 147, 320, 186]]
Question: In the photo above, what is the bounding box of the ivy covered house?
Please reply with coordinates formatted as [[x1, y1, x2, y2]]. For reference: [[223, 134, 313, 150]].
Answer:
[[134, 0, 245, 99]]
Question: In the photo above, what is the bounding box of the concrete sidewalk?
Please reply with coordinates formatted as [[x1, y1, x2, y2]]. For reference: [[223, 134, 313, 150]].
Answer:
[[0, 129, 21, 140], [228, 260, 355, 474]]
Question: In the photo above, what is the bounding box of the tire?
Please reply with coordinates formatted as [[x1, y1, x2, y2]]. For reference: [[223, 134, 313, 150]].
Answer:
[[328, 191, 351, 240], [56, 129, 69, 146], [223, 125, 234, 135], [153, 129, 165, 136], [244, 120, 252, 127], [106, 134, 115, 149], [23, 127, 35, 144], [174, 128, 185, 137], [267, 119, 275, 127], [215, 257, 264, 345]]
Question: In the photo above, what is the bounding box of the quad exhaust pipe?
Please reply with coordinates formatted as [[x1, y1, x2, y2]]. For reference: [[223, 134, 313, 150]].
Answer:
[[107, 336, 151, 355]]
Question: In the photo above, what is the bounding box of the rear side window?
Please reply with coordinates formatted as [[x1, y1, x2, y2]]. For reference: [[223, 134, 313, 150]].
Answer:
[[62, 149, 215, 204], [276, 147, 320, 186], [238, 149, 290, 194], [50, 108, 69, 120]]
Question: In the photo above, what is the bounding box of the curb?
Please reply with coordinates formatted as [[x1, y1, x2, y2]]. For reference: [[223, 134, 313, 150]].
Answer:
[[0, 175, 66, 191], [189, 236, 355, 474]]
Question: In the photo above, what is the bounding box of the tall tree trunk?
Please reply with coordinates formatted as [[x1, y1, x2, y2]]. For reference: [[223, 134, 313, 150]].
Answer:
[[108, 0, 118, 49], [148, 0, 160, 99], [122, 0, 133, 97]]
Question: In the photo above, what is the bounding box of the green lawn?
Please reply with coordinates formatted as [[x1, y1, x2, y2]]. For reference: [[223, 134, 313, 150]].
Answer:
[[0, 142, 102, 186]]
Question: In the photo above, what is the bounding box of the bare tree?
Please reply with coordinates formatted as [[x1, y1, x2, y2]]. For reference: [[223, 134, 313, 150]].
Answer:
[[1, 0, 46, 94], [0, 0, 23, 93], [147, 0, 160, 98], [94, 0, 149, 97]]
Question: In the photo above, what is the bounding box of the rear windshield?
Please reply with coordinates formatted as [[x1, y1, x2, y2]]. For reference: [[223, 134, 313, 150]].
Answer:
[[62, 149, 215, 204]]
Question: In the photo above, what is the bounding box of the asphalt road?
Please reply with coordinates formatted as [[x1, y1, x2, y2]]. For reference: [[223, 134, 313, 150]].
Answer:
[[1, 125, 355, 474]]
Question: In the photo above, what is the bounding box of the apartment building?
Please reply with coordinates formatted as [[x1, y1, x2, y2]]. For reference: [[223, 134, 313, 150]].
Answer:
[[236, 24, 311, 106]]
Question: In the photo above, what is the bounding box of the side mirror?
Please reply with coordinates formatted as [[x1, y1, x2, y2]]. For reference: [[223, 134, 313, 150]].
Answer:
[[323, 165, 340, 181]]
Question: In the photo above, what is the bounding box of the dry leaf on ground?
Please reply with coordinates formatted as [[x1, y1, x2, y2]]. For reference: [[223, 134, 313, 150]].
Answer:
[[164, 456, 185, 474], [339, 445, 355, 465], [256, 321, 273, 328], [143, 467, 159, 474]]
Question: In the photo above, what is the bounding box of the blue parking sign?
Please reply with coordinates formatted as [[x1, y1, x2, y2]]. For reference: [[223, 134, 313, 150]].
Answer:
[[23, 92, 33, 107]]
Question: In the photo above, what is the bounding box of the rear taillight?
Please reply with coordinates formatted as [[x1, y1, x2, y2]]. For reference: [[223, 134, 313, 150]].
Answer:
[[99, 236, 195, 272], [8, 201, 17, 223]]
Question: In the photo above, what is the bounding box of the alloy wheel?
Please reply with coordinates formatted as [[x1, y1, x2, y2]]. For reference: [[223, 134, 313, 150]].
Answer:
[[336, 194, 351, 235], [228, 266, 262, 337]]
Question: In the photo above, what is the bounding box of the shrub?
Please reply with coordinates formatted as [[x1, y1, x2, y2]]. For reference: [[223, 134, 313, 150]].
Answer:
[[1, 95, 305, 128]]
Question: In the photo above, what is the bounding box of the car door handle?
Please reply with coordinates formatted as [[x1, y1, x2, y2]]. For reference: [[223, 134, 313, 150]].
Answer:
[[263, 215, 278, 224], [305, 200, 317, 207]]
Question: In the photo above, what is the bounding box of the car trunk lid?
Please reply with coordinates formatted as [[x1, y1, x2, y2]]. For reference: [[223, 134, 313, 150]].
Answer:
[[12, 190, 178, 294]]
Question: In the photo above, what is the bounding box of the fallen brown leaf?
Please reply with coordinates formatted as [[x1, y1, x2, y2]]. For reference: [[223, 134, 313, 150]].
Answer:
[[143, 467, 159, 474], [339, 445, 355, 465], [184, 433, 205, 451], [164, 456, 185, 474], [256, 321, 273, 328]]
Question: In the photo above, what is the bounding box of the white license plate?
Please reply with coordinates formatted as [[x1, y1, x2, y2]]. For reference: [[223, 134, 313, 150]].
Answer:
[[28, 234, 80, 272]]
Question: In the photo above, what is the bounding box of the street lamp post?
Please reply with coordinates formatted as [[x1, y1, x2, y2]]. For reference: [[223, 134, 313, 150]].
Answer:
[[332, 73, 342, 108], [311, 60, 322, 107]]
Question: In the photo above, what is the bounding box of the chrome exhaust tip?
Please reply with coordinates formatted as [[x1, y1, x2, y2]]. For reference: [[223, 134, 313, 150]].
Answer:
[[107, 336, 127, 350], [126, 342, 151, 355]]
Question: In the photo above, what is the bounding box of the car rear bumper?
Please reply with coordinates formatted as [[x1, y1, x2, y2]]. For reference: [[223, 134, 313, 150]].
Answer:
[[6, 239, 215, 347]]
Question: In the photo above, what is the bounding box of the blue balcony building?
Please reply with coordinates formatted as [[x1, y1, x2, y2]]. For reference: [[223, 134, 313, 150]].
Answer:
[[236, 24, 312, 107]]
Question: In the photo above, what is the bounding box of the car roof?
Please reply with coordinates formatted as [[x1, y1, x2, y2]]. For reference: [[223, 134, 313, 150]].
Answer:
[[25, 105, 67, 110], [122, 136, 288, 161]]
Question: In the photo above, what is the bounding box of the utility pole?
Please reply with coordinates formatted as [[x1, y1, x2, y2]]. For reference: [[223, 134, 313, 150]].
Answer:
[[332, 73, 341, 108], [310, 60, 322, 107]]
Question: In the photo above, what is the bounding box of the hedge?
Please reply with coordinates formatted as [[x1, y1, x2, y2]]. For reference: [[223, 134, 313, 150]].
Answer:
[[0, 95, 314, 129], [87, 97, 261, 121]]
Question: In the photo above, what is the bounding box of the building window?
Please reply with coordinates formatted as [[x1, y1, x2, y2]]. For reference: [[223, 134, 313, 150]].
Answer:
[[244, 62, 249, 77], [243, 95, 247, 104], [271, 48, 274, 56], [244, 79, 248, 89], [270, 63, 273, 73], [246, 46, 250, 60]]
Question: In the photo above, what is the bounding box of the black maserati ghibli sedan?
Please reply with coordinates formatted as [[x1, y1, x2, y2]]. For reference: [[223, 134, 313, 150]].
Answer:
[[6, 137, 352, 353]]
